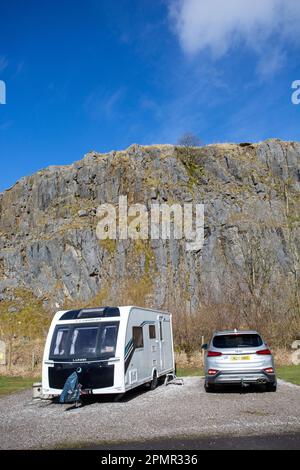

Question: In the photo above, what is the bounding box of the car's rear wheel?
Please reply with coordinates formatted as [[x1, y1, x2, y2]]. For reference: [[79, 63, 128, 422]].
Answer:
[[266, 382, 277, 392], [204, 381, 215, 393]]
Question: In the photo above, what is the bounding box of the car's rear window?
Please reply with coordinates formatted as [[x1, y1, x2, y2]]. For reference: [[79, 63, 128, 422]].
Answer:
[[213, 334, 263, 349]]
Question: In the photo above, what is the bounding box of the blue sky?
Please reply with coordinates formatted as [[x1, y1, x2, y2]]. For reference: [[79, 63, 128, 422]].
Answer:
[[0, 0, 300, 191]]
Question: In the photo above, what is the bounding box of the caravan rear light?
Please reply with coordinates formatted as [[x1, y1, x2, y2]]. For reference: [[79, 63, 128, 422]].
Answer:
[[256, 349, 272, 355], [264, 367, 274, 374], [207, 351, 222, 357], [208, 369, 218, 375]]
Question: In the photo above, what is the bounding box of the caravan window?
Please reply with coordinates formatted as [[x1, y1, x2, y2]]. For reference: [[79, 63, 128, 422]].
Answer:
[[70, 327, 98, 356], [52, 328, 69, 356], [133, 327, 144, 349], [49, 322, 119, 361], [149, 325, 156, 339], [100, 324, 119, 354]]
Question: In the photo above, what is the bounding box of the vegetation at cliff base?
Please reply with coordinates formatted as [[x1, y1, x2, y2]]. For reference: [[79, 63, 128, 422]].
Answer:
[[0, 289, 51, 372]]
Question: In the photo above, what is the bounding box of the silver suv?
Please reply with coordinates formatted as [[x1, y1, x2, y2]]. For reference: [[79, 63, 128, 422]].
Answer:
[[202, 330, 277, 392]]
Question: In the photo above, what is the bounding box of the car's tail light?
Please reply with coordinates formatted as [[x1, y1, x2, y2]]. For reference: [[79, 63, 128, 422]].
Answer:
[[208, 369, 218, 375], [207, 351, 222, 357], [264, 367, 274, 374], [256, 349, 272, 355]]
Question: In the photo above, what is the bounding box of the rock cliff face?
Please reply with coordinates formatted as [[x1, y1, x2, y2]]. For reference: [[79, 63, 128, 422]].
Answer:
[[0, 139, 299, 322]]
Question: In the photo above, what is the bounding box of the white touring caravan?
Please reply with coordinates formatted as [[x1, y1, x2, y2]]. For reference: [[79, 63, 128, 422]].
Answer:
[[42, 306, 175, 397]]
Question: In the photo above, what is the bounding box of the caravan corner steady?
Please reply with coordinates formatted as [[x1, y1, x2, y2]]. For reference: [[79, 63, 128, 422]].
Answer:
[[42, 306, 175, 396]]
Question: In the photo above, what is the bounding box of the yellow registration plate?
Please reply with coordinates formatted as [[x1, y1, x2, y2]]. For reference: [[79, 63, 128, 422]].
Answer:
[[230, 355, 251, 361]]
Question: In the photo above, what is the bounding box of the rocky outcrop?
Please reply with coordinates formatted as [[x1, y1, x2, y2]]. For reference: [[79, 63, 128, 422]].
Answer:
[[0, 139, 299, 322]]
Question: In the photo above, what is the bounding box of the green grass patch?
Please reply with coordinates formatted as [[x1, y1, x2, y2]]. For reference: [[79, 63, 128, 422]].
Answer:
[[176, 367, 203, 377], [277, 365, 300, 386], [0, 375, 40, 397]]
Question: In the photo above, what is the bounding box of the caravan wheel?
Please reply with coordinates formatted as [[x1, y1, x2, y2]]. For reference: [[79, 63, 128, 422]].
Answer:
[[159, 375, 166, 385], [150, 372, 158, 390]]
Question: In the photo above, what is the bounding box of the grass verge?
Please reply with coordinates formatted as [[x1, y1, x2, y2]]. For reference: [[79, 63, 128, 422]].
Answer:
[[276, 365, 300, 386], [176, 367, 203, 377], [0, 375, 40, 397]]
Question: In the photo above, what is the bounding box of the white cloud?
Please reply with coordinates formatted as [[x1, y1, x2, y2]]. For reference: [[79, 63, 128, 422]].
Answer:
[[256, 48, 286, 79], [84, 88, 126, 121], [169, 0, 300, 75]]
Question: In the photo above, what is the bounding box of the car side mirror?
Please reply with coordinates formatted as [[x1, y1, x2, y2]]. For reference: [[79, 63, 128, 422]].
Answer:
[[201, 343, 208, 350]]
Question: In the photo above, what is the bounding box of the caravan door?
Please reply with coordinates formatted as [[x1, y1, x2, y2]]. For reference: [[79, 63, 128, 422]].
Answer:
[[158, 316, 165, 370]]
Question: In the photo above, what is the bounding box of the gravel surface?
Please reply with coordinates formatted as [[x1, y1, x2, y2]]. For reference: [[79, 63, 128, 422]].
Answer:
[[0, 377, 300, 449]]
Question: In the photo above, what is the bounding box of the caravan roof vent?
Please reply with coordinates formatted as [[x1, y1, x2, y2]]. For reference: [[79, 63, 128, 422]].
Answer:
[[59, 306, 120, 321]]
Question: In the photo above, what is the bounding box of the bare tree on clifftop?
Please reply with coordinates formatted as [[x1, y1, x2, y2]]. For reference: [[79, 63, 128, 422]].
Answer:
[[178, 132, 202, 150]]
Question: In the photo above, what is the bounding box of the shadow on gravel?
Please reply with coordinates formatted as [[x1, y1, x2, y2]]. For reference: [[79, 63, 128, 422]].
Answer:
[[208, 384, 269, 394], [57, 382, 167, 411]]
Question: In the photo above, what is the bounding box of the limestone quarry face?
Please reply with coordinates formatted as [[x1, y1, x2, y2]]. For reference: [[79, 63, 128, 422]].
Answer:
[[0, 139, 299, 314]]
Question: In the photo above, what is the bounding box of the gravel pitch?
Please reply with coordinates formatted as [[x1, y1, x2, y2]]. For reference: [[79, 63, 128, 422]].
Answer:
[[0, 377, 300, 449]]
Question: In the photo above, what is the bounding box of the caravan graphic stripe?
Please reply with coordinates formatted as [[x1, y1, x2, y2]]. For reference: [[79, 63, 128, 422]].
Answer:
[[125, 347, 135, 372], [125, 344, 134, 361], [125, 338, 133, 355]]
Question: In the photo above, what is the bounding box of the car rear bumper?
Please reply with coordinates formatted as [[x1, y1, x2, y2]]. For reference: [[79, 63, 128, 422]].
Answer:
[[206, 370, 276, 385]]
